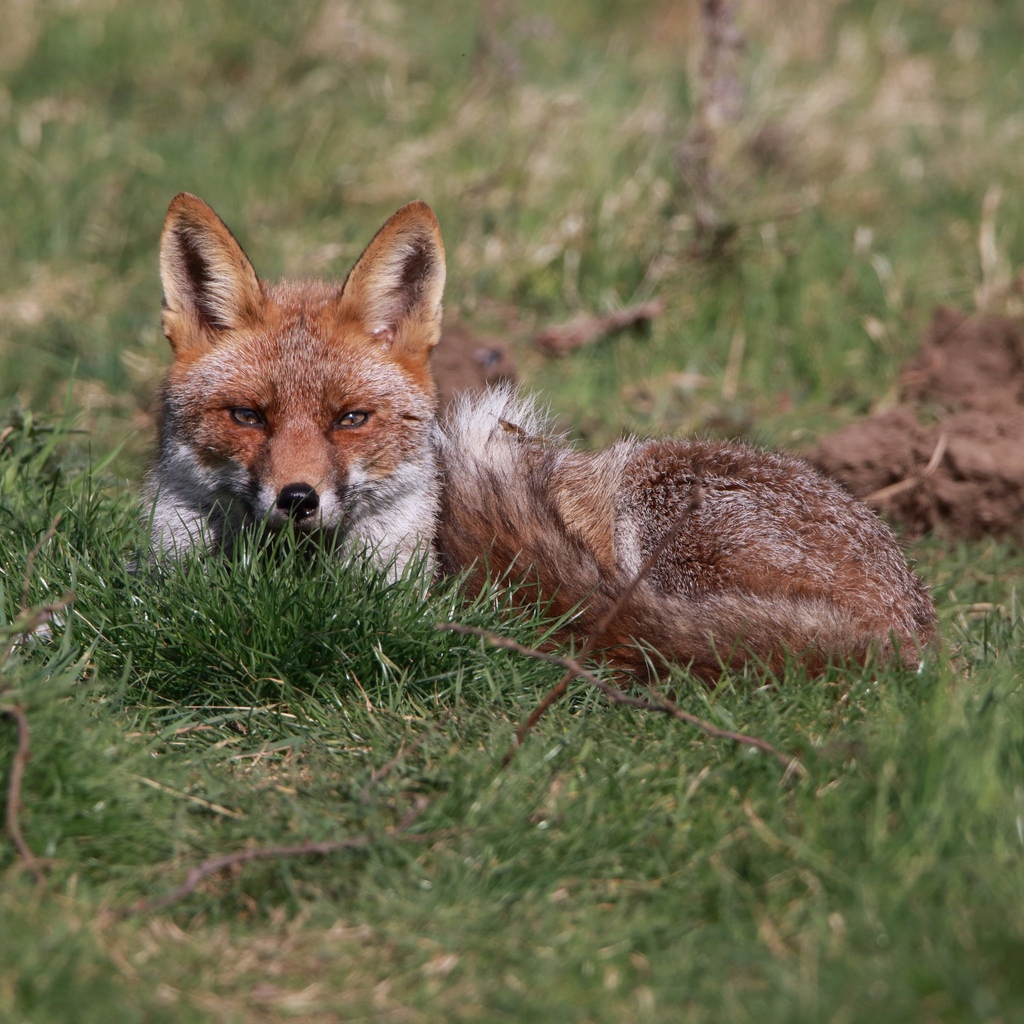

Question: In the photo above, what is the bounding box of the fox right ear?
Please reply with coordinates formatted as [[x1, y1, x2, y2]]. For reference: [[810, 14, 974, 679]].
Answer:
[[337, 201, 446, 357], [159, 193, 265, 354]]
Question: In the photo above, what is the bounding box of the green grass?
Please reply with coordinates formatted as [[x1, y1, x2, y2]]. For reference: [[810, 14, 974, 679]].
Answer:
[[2, 1, 1024, 1021]]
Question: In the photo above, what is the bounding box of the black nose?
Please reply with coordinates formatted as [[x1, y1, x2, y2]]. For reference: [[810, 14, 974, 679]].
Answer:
[[276, 482, 319, 520]]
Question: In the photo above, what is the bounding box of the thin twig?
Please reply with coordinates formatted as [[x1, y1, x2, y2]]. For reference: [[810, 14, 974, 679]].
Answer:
[[131, 775, 248, 820], [1, 704, 47, 883], [534, 301, 664, 356], [438, 624, 802, 775], [1, 518, 70, 883], [491, 486, 704, 766], [589, 487, 705, 657], [125, 798, 433, 916], [863, 431, 947, 506], [503, 668, 575, 767], [721, 327, 746, 402], [19, 514, 63, 616], [1, 514, 70, 665], [676, 0, 746, 242], [360, 731, 432, 804], [127, 837, 374, 915]]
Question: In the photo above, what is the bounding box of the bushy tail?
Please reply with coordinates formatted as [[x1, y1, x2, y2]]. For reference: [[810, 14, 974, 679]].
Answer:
[[435, 386, 931, 679]]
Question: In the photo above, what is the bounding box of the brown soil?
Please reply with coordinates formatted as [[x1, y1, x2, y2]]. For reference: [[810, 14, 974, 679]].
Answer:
[[808, 306, 1024, 540], [432, 323, 518, 409]]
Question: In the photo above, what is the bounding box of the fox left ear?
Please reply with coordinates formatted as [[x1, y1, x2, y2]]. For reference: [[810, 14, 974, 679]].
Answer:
[[160, 193, 265, 355], [337, 201, 446, 355]]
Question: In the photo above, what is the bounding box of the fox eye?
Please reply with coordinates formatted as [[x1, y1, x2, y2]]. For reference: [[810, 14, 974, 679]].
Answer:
[[335, 411, 370, 430], [230, 407, 263, 427]]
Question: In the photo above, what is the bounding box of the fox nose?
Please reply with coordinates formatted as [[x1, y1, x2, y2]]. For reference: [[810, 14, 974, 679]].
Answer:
[[276, 482, 320, 521]]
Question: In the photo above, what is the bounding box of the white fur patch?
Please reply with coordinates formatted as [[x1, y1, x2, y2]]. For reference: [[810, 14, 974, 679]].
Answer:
[[146, 438, 245, 555], [438, 384, 560, 468]]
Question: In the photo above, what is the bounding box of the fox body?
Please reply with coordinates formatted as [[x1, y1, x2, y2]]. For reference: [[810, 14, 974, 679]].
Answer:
[[148, 194, 936, 678]]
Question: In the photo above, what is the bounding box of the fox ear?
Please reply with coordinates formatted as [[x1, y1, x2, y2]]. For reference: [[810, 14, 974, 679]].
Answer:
[[337, 201, 446, 354], [159, 193, 265, 353]]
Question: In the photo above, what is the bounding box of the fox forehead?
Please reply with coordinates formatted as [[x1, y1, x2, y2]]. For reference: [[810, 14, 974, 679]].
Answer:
[[167, 287, 434, 418]]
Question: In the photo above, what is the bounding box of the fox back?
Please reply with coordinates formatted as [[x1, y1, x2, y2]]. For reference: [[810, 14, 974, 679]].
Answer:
[[147, 195, 936, 677], [435, 388, 936, 678]]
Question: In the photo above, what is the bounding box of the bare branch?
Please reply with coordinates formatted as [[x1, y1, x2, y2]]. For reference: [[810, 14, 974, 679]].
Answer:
[[484, 485, 704, 766], [863, 431, 948, 506], [125, 798, 433, 916], [132, 775, 248, 820], [438, 622, 802, 776], [1, 704, 47, 884], [360, 732, 432, 804], [1, 592, 76, 665], [676, 0, 747, 243], [535, 301, 664, 356], [19, 514, 63, 616]]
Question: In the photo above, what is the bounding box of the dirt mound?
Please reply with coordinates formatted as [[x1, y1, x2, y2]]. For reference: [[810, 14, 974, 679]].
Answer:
[[900, 305, 1024, 413], [433, 324, 518, 408], [808, 306, 1024, 541]]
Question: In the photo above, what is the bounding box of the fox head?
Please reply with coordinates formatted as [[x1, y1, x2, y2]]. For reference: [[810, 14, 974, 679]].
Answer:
[[156, 193, 446, 541]]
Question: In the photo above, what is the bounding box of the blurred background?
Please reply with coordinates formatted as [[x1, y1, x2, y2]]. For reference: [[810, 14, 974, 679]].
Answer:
[[1, 0, 1022, 469]]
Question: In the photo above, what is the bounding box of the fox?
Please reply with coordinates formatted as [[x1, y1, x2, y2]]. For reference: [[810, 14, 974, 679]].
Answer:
[[147, 192, 936, 680]]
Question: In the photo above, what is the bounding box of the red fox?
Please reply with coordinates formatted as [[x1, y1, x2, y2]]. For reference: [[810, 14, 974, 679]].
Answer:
[[147, 193, 936, 679]]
